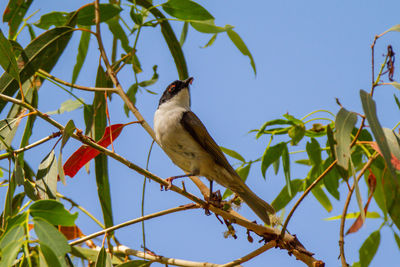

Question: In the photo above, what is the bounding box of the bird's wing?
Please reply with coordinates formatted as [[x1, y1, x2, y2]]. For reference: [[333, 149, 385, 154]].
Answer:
[[180, 111, 236, 175]]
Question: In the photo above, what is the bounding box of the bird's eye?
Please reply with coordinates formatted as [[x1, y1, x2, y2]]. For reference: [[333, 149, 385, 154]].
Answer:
[[168, 84, 176, 92]]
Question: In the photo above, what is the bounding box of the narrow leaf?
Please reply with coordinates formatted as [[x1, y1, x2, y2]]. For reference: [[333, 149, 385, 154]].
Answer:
[[77, 4, 122, 26], [124, 84, 138, 117], [359, 230, 380, 267], [360, 90, 398, 182], [61, 120, 76, 149], [36, 150, 58, 199], [394, 232, 400, 250], [179, 21, 189, 46], [0, 117, 22, 150], [324, 212, 380, 221], [306, 138, 322, 166], [261, 142, 285, 178], [34, 12, 69, 30], [201, 33, 217, 48], [3, 0, 33, 38], [282, 143, 291, 196], [220, 146, 245, 162], [162, 0, 214, 21], [46, 98, 84, 115], [95, 247, 112, 267], [63, 124, 125, 178], [334, 108, 357, 169], [227, 29, 256, 75], [40, 243, 62, 267], [0, 29, 20, 83], [72, 26, 90, 85], [271, 179, 303, 212], [311, 185, 332, 212], [190, 20, 233, 34]]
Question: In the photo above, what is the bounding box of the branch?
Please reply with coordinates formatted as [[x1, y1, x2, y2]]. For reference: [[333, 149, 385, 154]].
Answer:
[[220, 243, 274, 267], [0, 92, 322, 266], [70, 204, 199, 246], [112, 244, 222, 267], [37, 69, 117, 92], [280, 159, 337, 239], [339, 154, 378, 266], [0, 131, 61, 160]]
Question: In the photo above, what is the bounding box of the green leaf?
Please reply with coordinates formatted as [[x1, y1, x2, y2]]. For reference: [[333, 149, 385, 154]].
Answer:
[[71, 247, 123, 265], [272, 179, 303, 212], [282, 143, 291, 196], [311, 185, 332, 212], [201, 33, 217, 48], [256, 119, 291, 139], [36, 150, 58, 199], [93, 66, 114, 229], [261, 142, 286, 178], [0, 118, 20, 150], [0, 239, 24, 267], [77, 4, 122, 26], [0, 224, 24, 249], [0, 26, 75, 113], [162, 0, 214, 21], [360, 90, 398, 182], [288, 124, 305, 145], [326, 124, 336, 158], [334, 108, 357, 170], [61, 120, 76, 149], [0, 29, 20, 83], [283, 114, 303, 124], [227, 29, 256, 75], [394, 94, 400, 111], [323, 158, 340, 200], [34, 12, 69, 30], [130, 7, 143, 25], [3, 0, 33, 39], [179, 21, 189, 46], [220, 146, 245, 162], [324, 211, 380, 221], [34, 217, 70, 263], [83, 104, 94, 135], [306, 138, 322, 167], [138, 65, 159, 87], [46, 98, 84, 115], [58, 151, 66, 185], [273, 158, 280, 174], [72, 26, 91, 85], [394, 232, 400, 250], [369, 164, 387, 216], [190, 20, 233, 33], [95, 247, 112, 267], [107, 17, 131, 53], [135, 0, 188, 80], [359, 230, 380, 267], [382, 128, 400, 161], [29, 200, 78, 226], [14, 157, 24, 185], [40, 244, 62, 267], [124, 84, 138, 117], [3, 212, 28, 232]]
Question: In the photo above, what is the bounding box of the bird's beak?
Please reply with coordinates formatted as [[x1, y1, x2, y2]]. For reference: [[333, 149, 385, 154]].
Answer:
[[184, 77, 194, 87]]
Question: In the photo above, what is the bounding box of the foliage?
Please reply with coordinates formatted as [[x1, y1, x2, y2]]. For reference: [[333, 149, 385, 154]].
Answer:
[[0, 0, 399, 266]]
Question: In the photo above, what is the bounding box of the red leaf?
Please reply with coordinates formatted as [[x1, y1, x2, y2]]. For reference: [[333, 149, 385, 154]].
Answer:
[[63, 124, 125, 177], [346, 171, 377, 235]]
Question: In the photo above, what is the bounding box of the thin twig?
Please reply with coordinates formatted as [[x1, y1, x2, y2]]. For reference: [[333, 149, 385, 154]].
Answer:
[[69, 204, 199, 246], [112, 244, 223, 267], [339, 155, 377, 266], [280, 159, 337, 239], [0, 131, 61, 160], [220, 243, 275, 267], [37, 69, 117, 92]]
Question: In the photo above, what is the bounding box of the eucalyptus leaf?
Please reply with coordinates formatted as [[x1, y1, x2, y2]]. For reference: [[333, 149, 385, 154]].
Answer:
[[162, 0, 214, 21], [0, 29, 20, 83], [359, 230, 380, 267], [227, 29, 256, 75], [29, 199, 78, 226], [220, 146, 245, 162], [261, 142, 286, 178], [36, 150, 58, 199], [46, 99, 84, 115], [334, 108, 357, 170]]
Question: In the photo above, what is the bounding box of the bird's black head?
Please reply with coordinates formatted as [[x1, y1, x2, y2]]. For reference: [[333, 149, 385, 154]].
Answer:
[[158, 77, 194, 107]]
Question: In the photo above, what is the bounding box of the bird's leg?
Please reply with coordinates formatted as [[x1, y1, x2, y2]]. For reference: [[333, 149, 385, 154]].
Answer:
[[162, 173, 195, 191]]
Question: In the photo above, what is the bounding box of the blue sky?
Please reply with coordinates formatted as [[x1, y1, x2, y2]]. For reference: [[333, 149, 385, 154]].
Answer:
[[1, 0, 400, 266]]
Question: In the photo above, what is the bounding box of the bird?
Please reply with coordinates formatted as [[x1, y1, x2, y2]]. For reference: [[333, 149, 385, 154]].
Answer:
[[153, 77, 275, 225]]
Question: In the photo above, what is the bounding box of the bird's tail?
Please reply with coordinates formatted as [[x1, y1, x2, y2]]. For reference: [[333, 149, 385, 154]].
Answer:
[[236, 185, 275, 225]]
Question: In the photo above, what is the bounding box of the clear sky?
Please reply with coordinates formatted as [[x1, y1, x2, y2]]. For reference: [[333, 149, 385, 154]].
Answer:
[[1, 0, 400, 266]]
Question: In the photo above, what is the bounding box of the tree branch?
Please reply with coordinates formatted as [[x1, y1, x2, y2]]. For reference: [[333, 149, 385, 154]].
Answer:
[[70, 204, 199, 246], [37, 69, 117, 92], [220, 243, 274, 267], [339, 154, 378, 266]]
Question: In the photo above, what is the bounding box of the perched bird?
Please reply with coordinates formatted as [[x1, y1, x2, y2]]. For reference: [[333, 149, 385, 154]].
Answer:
[[154, 77, 275, 224]]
